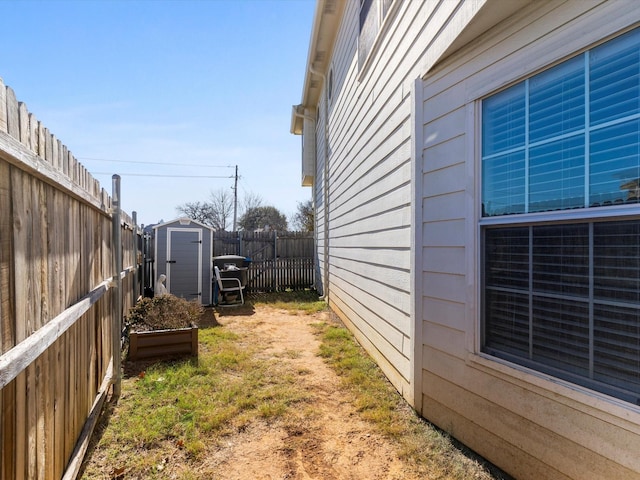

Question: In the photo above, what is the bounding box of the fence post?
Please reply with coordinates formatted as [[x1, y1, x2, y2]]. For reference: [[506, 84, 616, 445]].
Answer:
[[111, 175, 122, 397], [274, 231, 278, 292], [141, 231, 146, 297], [132, 211, 138, 303]]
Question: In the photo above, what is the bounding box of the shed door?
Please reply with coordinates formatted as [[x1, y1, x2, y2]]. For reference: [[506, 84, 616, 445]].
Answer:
[[167, 228, 202, 302]]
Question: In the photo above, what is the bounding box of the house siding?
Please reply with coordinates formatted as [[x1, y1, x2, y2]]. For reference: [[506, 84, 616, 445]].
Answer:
[[298, 0, 640, 477], [317, 0, 489, 400], [419, 1, 640, 479], [323, 0, 411, 395]]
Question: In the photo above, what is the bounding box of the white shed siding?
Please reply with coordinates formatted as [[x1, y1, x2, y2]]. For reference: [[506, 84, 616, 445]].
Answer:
[[419, 1, 640, 478]]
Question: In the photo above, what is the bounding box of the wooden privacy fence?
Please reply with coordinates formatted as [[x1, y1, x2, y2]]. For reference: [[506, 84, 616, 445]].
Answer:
[[213, 230, 315, 292], [248, 257, 315, 292], [0, 78, 139, 480]]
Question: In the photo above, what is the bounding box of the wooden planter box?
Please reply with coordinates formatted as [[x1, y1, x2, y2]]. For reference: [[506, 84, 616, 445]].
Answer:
[[128, 325, 198, 361]]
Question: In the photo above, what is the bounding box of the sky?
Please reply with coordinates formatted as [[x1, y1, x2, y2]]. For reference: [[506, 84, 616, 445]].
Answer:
[[0, 0, 316, 227]]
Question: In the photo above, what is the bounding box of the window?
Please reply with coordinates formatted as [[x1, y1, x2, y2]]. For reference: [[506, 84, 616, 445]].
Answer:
[[358, 0, 394, 69], [481, 28, 640, 404]]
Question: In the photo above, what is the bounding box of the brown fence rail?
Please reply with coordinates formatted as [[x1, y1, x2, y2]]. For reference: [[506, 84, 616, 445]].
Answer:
[[0, 78, 139, 480]]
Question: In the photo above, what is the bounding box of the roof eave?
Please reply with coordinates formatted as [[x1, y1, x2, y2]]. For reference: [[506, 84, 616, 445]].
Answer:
[[290, 0, 346, 134], [290, 104, 305, 135]]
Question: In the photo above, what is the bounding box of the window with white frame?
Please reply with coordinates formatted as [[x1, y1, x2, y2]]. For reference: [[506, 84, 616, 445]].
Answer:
[[481, 28, 640, 404], [358, 0, 394, 69]]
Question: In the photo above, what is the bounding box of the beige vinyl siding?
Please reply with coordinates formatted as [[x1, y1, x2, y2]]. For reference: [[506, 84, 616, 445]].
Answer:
[[313, 36, 327, 294], [418, 0, 640, 478], [321, 0, 490, 400], [314, 105, 326, 294], [324, 0, 414, 395]]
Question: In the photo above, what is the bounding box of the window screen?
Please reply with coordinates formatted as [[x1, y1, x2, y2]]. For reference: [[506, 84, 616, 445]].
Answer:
[[482, 28, 640, 404], [484, 222, 640, 403], [481, 28, 640, 217]]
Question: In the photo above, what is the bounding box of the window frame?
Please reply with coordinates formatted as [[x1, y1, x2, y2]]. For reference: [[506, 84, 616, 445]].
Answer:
[[479, 27, 640, 405], [357, 0, 400, 77]]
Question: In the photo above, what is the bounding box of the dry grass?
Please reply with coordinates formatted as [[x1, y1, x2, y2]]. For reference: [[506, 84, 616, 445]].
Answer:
[[315, 321, 510, 480], [246, 289, 327, 314], [81, 292, 509, 479], [81, 325, 308, 479]]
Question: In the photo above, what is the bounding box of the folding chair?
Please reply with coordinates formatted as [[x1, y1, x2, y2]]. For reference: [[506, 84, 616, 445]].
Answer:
[[214, 266, 244, 306]]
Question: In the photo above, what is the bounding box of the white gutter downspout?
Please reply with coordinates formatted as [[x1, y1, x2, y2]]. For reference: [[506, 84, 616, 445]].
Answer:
[[292, 110, 315, 124], [308, 64, 330, 301]]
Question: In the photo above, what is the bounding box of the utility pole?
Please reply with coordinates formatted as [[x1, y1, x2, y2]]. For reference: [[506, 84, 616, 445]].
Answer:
[[232, 165, 238, 231]]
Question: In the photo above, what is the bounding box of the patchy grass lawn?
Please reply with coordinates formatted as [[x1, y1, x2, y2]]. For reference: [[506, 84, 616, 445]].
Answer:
[[80, 292, 508, 479], [241, 289, 327, 314], [315, 321, 509, 479], [82, 326, 307, 479]]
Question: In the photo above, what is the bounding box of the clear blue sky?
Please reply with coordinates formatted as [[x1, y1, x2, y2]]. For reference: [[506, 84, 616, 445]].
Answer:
[[0, 0, 315, 227]]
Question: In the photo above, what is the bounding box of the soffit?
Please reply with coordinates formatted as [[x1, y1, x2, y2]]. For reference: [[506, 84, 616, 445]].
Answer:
[[427, 0, 536, 75], [297, 0, 346, 109]]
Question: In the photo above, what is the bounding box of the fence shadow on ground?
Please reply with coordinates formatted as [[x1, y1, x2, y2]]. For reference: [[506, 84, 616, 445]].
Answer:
[[198, 306, 222, 327], [213, 302, 257, 318], [77, 398, 118, 480]]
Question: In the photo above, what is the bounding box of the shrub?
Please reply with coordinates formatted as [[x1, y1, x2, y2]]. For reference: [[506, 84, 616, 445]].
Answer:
[[126, 295, 203, 331]]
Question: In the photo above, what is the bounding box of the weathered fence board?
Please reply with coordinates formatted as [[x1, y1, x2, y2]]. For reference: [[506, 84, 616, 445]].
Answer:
[[248, 258, 315, 292], [0, 78, 140, 480], [0, 160, 13, 354], [211, 231, 315, 292]]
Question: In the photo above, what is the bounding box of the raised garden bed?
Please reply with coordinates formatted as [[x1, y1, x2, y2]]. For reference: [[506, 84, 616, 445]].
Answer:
[[129, 325, 198, 361], [125, 295, 203, 361]]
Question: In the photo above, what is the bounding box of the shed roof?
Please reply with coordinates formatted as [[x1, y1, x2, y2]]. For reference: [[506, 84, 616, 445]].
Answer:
[[152, 217, 214, 231]]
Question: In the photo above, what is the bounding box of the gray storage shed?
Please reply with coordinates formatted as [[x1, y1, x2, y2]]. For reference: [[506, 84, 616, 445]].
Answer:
[[153, 218, 214, 305]]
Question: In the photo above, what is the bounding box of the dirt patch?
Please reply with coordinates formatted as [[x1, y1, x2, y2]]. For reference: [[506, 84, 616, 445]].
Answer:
[[198, 307, 419, 480]]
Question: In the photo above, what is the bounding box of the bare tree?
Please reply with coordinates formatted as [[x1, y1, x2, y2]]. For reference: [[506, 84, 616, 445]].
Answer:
[[241, 191, 264, 216], [176, 188, 234, 230], [175, 201, 215, 227], [208, 188, 234, 230]]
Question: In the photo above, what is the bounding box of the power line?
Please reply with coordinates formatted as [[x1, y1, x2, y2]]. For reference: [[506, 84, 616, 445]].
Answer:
[[92, 172, 234, 178], [79, 157, 234, 168]]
